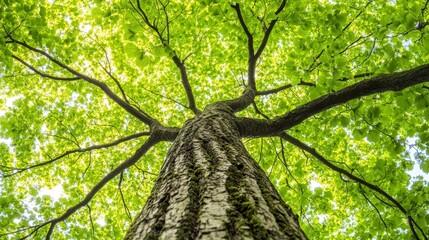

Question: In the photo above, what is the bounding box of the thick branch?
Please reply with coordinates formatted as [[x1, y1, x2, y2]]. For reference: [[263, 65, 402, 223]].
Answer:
[[237, 64, 429, 137], [279, 132, 427, 240], [44, 136, 159, 239], [220, 88, 256, 113], [0, 132, 150, 178], [7, 37, 156, 126]]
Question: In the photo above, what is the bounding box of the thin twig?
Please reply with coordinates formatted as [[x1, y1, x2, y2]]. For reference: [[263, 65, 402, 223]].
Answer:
[[118, 171, 132, 220], [256, 80, 315, 95], [0, 132, 150, 177], [11, 55, 80, 81], [97, 46, 130, 104], [86, 205, 95, 236], [359, 186, 388, 231]]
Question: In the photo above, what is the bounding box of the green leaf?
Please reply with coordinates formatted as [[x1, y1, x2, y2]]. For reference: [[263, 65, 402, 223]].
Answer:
[[414, 94, 427, 109], [39, 6, 46, 18], [339, 115, 349, 127], [367, 129, 380, 143], [395, 95, 410, 109], [352, 128, 364, 140], [421, 160, 429, 173]]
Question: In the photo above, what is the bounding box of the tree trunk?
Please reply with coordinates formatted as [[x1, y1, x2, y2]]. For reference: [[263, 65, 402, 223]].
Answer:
[[125, 105, 307, 240]]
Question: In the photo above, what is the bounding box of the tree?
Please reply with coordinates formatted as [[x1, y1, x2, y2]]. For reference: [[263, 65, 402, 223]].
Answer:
[[1, 0, 429, 239]]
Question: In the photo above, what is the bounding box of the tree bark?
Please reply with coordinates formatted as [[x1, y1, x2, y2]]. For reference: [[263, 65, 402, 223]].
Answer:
[[125, 104, 307, 240]]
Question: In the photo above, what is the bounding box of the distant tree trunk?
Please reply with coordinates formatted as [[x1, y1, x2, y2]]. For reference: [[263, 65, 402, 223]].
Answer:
[[125, 105, 307, 240]]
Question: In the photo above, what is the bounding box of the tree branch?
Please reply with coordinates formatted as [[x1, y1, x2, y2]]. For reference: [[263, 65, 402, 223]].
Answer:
[[256, 80, 315, 96], [98, 45, 130, 104], [86, 205, 95, 236], [230, 3, 254, 56], [306, 1, 372, 72], [172, 56, 201, 114], [358, 186, 388, 231], [422, 0, 429, 15], [254, 0, 287, 60], [118, 171, 132, 220], [238, 64, 429, 137], [11, 55, 80, 81], [7, 36, 156, 126], [43, 136, 159, 239], [0, 132, 150, 178], [230, 3, 258, 91], [132, 0, 200, 114], [224, 1, 288, 112], [279, 132, 427, 240], [142, 85, 188, 108], [337, 72, 374, 82]]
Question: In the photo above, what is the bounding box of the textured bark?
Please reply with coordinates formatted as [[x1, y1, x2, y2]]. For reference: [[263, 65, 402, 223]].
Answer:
[[125, 104, 307, 240], [238, 63, 429, 137]]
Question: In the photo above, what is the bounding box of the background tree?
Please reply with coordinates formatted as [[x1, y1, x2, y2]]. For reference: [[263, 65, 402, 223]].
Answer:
[[1, 0, 429, 239]]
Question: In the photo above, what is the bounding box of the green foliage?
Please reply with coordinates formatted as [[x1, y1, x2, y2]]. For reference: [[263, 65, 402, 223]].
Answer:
[[1, 0, 429, 239]]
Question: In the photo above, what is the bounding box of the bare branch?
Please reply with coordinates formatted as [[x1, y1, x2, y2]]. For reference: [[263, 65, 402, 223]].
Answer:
[[338, 33, 373, 55], [252, 101, 270, 119], [279, 132, 427, 240], [279, 138, 303, 194], [133, 0, 160, 35], [159, 0, 171, 44], [2, 20, 25, 37], [50, 114, 81, 148], [6, 36, 156, 126], [0, 132, 150, 178], [99, 62, 130, 103], [333, 1, 371, 42], [254, 18, 276, 60], [44, 136, 159, 239]]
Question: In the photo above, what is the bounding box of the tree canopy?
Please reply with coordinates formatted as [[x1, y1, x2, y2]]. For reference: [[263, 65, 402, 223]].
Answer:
[[1, 0, 429, 239]]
